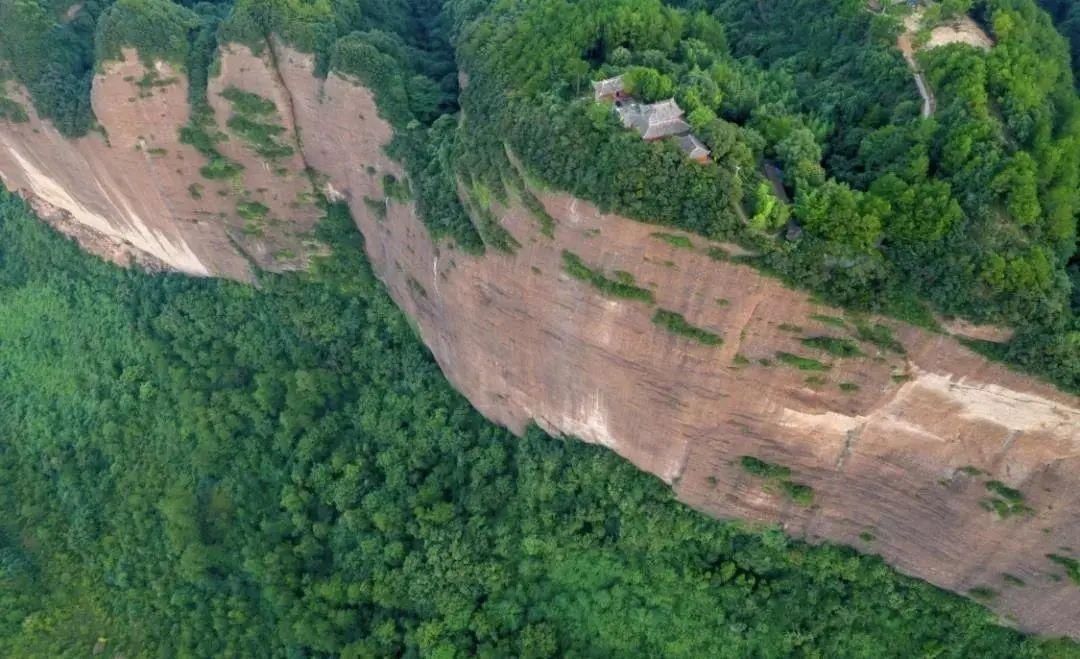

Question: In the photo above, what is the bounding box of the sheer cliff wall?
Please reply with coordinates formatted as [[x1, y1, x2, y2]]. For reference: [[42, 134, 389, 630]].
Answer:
[[0, 47, 323, 279], [2, 42, 1078, 639]]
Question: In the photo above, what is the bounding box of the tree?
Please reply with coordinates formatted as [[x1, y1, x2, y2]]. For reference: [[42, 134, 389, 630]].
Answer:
[[775, 125, 824, 189], [992, 152, 1042, 226], [871, 174, 962, 242], [749, 182, 790, 232], [795, 179, 883, 250], [623, 66, 675, 102]]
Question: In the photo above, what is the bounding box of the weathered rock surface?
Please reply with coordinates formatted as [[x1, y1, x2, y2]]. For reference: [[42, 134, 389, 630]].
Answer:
[[2, 41, 1079, 639], [0, 46, 323, 279], [272, 46, 1080, 638], [207, 44, 324, 271]]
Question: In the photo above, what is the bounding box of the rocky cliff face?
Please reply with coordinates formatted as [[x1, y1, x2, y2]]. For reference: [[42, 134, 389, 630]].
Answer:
[[2, 42, 1079, 639], [0, 46, 322, 280]]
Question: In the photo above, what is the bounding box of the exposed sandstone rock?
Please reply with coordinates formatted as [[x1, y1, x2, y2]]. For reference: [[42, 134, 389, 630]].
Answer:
[[0, 57, 235, 277], [272, 44, 393, 214], [207, 43, 324, 271], [26, 194, 170, 272], [0, 47, 324, 279], [939, 316, 1016, 343], [273, 45, 1080, 638], [1, 40, 1078, 639]]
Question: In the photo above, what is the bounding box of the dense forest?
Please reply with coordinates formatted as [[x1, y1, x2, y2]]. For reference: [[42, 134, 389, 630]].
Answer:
[[2, 0, 1080, 653], [3, 187, 1079, 656], [444, 0, 1080, 392], [1039, 0, 1080, 83]]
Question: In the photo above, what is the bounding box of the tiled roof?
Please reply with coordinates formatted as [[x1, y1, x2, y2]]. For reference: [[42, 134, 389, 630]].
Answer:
[[642, 118, 691, 140], [678, 134, 710, 159], [592, 75, 625, 99], [647, 99, 684, 122], [618, 99, 689, 140]]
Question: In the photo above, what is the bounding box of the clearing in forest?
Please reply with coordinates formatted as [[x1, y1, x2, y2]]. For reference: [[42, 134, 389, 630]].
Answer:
[[896, 10, 993, 118], [927, 15, 994, 50]]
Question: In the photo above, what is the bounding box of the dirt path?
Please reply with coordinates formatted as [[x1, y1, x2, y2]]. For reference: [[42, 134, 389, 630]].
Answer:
[[898, 13, 936, 119], [897, 11, 993, 119]]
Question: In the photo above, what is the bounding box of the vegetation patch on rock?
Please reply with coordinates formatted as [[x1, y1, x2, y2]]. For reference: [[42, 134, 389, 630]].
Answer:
[[653, 309, 722, 346], [776, 352, 831, 372], [739, 456, 814, 506], [562, 250, 654, 303]]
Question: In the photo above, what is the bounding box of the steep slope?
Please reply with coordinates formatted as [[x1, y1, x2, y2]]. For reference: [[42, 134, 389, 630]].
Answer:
[[0, 47, 323, 279], [271, 45, 1080, 637], [1, 38, 1079, 638], [0, 53, 235, 277]]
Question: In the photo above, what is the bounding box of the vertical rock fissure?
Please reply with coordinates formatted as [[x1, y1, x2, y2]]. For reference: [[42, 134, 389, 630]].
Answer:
[[835, 424, 865, 471], [266, 37, 313, 179]]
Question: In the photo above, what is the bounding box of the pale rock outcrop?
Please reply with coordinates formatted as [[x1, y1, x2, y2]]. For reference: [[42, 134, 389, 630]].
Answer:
[[0, 46, 324, 278]]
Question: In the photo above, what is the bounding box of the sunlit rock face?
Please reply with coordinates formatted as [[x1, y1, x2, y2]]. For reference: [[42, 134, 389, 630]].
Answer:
[[0, 46, 323, 279], [3, 40, 1078, 640]]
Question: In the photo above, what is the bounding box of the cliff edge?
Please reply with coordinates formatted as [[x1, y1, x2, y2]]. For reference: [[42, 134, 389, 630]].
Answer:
[[274, 46, 1080, 638], [2, 41, 1079, 639], [0, 46, 323, 279]]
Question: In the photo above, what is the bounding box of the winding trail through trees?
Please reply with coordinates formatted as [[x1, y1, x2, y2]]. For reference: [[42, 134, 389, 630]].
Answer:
[[898, 13, 936, 118], [895, 10, 994, 119]]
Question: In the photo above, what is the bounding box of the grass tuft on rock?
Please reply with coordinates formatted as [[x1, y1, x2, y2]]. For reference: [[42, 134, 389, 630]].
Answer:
[[776, 352, 830, 371], [653, 310, 722, 346], [562, 251, 654, 303]]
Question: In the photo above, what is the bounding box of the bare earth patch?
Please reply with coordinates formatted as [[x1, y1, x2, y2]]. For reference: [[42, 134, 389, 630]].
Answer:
[[940, 317, 1015, 343], [897, 11, 993, 118], [63, 3, 83, 22], [928, 16, 994, 50]]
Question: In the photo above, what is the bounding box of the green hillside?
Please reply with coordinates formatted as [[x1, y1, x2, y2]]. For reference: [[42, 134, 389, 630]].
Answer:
[[2, 0, 1080, 654]]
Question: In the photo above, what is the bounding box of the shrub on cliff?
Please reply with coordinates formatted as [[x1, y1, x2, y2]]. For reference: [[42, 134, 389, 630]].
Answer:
[[330, 33, 412, 126], [219, 0, 338, 55], [95, 0, 201, 66], [0, 0, 99, 135]]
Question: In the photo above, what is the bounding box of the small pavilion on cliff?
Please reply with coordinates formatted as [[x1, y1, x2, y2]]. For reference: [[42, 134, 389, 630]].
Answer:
[[593, 75, 710, 163], [678, 134, 710, 164], [592, 75, 628, 103], [617, 99, 692, 141]]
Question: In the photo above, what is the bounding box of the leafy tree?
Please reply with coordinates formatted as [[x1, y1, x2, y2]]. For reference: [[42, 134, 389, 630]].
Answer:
[[623, 66, 675, 102], [871, 173, 962, 242], [795, 179, 884, 250], [748, 181, 789, 232], [992, 152, 1042, 226], [95, 0, 201, 65]]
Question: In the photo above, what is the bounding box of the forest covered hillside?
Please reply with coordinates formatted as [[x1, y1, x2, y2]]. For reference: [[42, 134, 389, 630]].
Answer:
[[2, 0, 1080, 654], [444, 0, 1080, 393]]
